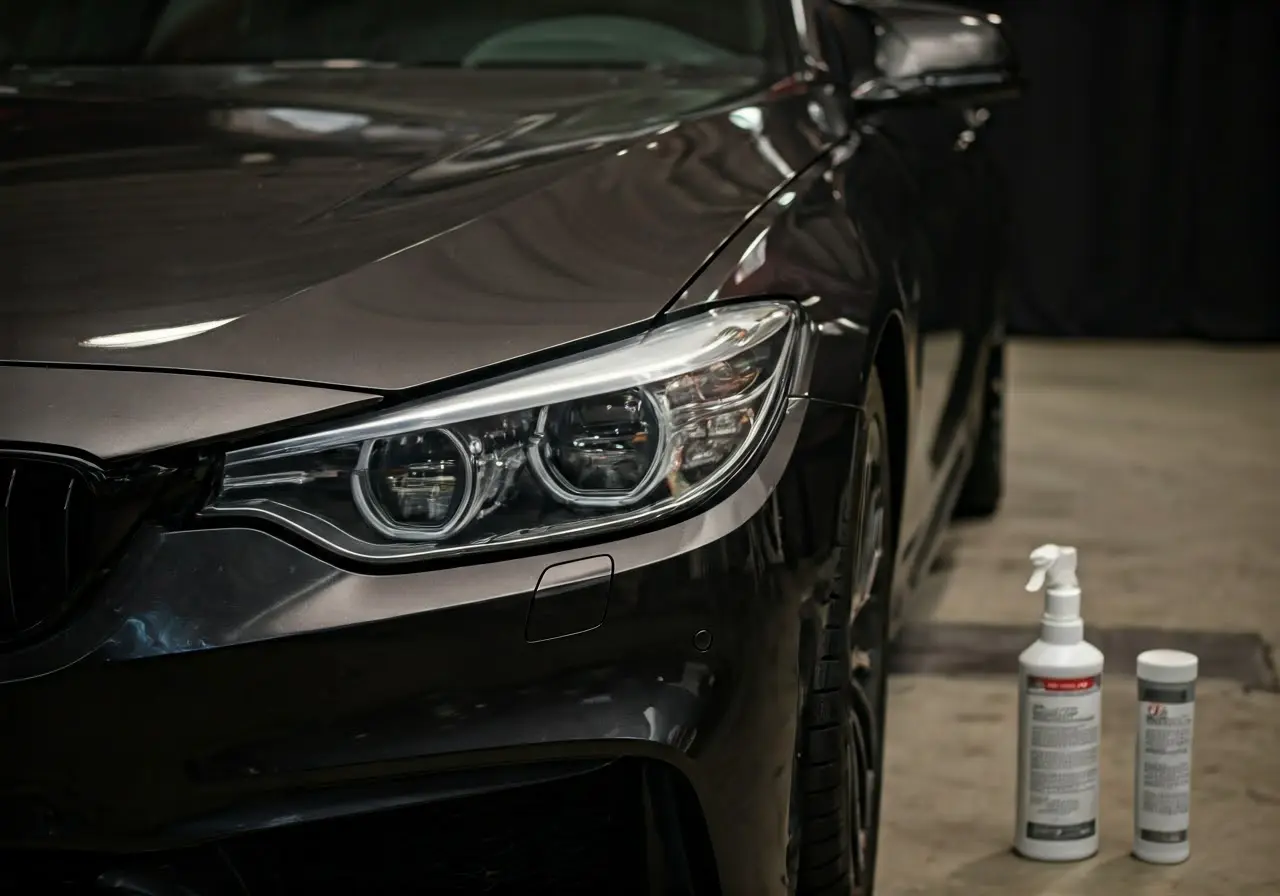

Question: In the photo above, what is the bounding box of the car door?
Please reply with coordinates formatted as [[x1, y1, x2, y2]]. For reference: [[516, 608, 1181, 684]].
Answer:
[[813, 0, 1012, 573]]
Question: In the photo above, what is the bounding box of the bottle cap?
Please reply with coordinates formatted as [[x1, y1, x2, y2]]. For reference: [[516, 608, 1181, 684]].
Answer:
[[1137, 649, 1198, 684]]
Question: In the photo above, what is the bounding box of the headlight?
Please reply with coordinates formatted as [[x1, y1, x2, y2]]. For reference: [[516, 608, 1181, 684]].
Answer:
[[204, 300, 805, 562]]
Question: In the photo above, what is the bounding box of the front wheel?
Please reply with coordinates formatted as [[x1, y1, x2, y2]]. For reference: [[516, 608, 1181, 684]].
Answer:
[[795, 369, 895, 896]]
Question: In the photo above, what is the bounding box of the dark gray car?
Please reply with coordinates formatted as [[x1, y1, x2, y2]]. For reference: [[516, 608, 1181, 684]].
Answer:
[[0, 1, 1017, 893]]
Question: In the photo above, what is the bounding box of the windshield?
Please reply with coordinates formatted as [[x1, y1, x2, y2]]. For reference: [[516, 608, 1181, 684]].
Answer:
[[0, 0, 774, 71]]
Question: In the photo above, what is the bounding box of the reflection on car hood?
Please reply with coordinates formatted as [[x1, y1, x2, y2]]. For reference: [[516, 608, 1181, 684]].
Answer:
[[0, 66, 824, 391]]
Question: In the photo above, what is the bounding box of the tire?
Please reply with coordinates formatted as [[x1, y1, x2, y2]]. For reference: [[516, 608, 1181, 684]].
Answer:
[[954, 340, 1004, 519], [796, 369, 895, 896]]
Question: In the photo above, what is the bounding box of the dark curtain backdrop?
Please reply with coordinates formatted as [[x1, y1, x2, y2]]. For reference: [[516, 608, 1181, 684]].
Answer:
[[980, 0, 1280, 340]]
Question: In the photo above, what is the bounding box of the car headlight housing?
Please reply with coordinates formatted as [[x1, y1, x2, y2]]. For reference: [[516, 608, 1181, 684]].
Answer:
[[204, 301, 805, 563]]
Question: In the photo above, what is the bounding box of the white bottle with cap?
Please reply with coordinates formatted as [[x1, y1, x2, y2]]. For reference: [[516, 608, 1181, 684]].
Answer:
[[1133, 649, 1198, 864], [1014, 544, 1104, 862]]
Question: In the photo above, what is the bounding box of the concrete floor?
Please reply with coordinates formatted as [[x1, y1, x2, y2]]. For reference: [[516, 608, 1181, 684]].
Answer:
[[878, 340, 1280, 895]]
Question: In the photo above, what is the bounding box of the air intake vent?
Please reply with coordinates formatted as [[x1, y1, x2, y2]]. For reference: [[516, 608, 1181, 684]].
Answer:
[[0, 456, 115, 646]]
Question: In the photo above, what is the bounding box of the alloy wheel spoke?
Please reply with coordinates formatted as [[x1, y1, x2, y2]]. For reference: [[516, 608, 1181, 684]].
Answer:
[[849, 488, 884, 626], [847, 452, 888, 893]]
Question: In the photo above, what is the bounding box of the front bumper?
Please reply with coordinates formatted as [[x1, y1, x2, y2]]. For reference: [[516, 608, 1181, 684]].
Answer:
[[0, 397, 861, 895], [2, 759, 669, 893]]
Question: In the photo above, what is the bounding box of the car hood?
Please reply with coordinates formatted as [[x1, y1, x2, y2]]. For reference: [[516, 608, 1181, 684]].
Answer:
[[0, 66, 824, 392]]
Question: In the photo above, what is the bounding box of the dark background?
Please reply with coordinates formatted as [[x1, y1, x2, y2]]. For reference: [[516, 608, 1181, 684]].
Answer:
[[980, 0, 1280, 340]]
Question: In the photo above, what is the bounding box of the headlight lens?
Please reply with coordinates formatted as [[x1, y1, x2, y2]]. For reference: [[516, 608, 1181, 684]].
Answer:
[[205, 301, 804, 562], [535, 390, 662, 498]]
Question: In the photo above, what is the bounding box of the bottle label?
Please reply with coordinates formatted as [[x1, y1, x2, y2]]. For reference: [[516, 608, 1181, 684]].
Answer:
[[1136, 679, 1195, 844], [1021, 674, 1101, 841]]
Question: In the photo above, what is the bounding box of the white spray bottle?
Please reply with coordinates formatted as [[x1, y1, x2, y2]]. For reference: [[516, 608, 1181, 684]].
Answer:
[[1014, 544, 1104, 862]]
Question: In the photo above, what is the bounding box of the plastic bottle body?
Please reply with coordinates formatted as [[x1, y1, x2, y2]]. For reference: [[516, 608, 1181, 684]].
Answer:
[[1133, 650, 1198, 864], [1015, 638, 1105, 862]]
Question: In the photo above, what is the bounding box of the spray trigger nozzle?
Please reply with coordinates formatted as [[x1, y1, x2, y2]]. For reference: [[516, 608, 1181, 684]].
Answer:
[[1025, 544, 1079, 593]]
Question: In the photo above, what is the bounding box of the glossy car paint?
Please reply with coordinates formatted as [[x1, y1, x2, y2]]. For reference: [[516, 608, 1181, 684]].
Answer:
[[1, 66, 829, 392], [0, 366, 381, 458], [0, 2, 1017, 893]]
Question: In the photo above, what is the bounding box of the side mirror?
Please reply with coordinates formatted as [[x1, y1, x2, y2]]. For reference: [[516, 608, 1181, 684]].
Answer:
[[849, 3, 1022, 107]]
